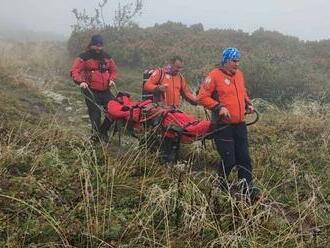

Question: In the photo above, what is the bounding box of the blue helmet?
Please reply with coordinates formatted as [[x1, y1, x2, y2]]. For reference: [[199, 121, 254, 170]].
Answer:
[[221, 47, 241, 66]]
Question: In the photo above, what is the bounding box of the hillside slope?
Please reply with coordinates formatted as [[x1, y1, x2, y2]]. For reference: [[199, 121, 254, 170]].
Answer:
[[0, 36, 329, 247]]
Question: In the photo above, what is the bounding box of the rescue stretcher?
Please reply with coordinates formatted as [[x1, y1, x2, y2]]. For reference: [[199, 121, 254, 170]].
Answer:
[[106, 92, 258, 143]]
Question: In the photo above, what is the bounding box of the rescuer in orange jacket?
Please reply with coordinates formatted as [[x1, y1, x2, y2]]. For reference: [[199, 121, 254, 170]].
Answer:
[[71, 34, 117, 141], [198, 48, 261, 201], [144, 56, 197, 107], [144, 56, 197, 163]]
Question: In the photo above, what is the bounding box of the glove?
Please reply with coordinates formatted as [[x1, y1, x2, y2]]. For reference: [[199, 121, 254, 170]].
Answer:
[[109, 80, 115, 87], [80, 82, 88, 89], [246, 104, 255, 114], [219, 106, 231, 119]]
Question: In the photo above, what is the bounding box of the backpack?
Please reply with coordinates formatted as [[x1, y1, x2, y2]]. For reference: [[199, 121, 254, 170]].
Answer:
[[141, 68, 165, 101]]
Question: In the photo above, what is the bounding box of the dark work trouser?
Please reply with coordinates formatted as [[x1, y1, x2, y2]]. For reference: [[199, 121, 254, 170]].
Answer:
[[83, 89, 114, 136], [160, 137, 180, 163], [213, 122, 253, 189]]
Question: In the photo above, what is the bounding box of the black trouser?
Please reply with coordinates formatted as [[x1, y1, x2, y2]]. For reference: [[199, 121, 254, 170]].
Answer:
[[83, 88, 114, 136], [160, 137, 180, 163], [213, 122, 253, 189]]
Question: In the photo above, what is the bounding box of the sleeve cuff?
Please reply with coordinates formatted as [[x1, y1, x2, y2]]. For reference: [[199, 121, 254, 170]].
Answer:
[[212, 103, 223, 112]]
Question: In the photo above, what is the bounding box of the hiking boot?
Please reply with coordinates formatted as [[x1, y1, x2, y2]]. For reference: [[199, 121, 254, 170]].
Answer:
[[89, 132, 109, 144], [160, 154, 176, 165], [236, 180, 263, 203], [245, 186, 263, 203], [90, 134, 100, 143]]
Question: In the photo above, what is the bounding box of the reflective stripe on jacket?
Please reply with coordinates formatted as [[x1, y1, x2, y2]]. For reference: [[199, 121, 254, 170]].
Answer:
[[197, 68, 250, 124]]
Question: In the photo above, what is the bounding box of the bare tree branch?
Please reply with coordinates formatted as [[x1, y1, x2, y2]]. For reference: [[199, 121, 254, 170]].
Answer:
[[71, 0, 143, 32], [113, 0, 143, 29]]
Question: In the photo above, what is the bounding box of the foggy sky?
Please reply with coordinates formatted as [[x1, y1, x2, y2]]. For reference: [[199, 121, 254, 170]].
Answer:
[[0, 0, 329, 41]]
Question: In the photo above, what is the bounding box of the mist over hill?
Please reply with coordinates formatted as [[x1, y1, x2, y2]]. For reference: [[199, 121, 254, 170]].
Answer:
[[0, 22, 66, 42]]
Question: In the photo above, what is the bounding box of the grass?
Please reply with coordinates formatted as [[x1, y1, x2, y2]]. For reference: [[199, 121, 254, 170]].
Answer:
[[0, 40, 329, 247], [1, 93, 329, 247]]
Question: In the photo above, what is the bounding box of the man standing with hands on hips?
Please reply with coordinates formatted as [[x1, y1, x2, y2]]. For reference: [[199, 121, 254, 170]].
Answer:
[[198, 48, 261, 201], [71, 34, 117, 142]]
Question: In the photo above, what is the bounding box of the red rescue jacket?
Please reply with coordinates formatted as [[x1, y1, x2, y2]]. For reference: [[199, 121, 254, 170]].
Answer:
[[106, 94, 212, 142], [71, 50, 117, 91], [197, 68, 250, 124]]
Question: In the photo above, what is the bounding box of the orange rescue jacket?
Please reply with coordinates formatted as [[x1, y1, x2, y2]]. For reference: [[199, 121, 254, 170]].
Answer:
[[144, 68, 197, 107], [197, 68, 250, 124]]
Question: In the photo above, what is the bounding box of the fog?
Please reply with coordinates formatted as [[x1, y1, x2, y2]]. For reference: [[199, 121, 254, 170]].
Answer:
[[0, 0, 329, 40]]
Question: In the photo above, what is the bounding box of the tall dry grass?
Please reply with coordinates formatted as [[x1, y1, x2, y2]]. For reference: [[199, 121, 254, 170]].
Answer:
[[0, 99, 329, 247], [0, 40, 329, 247]]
